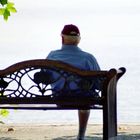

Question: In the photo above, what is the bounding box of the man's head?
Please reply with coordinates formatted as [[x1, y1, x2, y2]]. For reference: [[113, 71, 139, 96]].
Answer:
[[61, 24, 81, 45]]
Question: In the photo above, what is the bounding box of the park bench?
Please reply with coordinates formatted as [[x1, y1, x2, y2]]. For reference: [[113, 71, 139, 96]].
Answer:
[[0, 59, 126, 140]]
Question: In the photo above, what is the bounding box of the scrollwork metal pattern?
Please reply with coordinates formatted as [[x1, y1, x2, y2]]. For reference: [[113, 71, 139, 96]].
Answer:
[[0, 66, 100, 98]]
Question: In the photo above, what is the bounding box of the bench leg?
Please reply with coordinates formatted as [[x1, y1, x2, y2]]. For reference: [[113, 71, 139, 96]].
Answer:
[[103, 106, 117, 140], [103, 80, 117, 140]]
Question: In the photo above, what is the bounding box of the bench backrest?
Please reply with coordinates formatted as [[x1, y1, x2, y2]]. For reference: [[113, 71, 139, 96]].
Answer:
[[0, 59, 126, 109]]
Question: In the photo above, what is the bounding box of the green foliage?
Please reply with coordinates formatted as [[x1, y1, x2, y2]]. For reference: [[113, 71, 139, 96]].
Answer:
[[0, 109, 9, 124], [0, 0, 7, 6], [0, 93, 10, 123], [0, 0, 17, 21], [0, 109, 9, 117]]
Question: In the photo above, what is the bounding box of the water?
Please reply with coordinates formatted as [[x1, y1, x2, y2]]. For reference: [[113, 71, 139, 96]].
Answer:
[[0, 0, 140, 124], [2, 46, 140, 124]]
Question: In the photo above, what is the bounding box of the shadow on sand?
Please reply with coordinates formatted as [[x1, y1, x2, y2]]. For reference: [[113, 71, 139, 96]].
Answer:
[[52, 133, 140, 140], [0, 133, 140, 140], [0, 138, 18, 140]]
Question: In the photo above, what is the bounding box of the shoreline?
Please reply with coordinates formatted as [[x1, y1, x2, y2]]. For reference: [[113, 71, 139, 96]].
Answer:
[[0, 123, 140, 140]]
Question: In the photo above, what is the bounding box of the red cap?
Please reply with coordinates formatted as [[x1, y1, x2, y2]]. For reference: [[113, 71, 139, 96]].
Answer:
[[61, 24, 80, 36]]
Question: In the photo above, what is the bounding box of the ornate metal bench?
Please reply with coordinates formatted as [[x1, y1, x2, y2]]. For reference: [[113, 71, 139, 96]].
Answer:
[[0, 59, 126, 140]]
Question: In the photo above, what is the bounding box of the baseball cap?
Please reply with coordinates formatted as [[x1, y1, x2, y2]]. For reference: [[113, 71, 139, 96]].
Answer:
[[61, 24, 80, 36]]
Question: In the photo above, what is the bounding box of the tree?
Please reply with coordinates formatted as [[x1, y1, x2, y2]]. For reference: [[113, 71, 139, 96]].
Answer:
[[0, 0, 17, 21]]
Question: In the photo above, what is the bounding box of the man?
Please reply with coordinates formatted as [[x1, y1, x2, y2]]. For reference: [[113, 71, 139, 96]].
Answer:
[[47, 24, 100, 140]]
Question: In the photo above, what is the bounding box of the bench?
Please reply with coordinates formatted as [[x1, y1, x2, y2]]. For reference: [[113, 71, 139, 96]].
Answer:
[[0, 59, 126, 140]]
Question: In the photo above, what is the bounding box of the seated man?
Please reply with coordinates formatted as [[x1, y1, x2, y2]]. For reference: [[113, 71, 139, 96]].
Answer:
[[46, 24, 101, 140]]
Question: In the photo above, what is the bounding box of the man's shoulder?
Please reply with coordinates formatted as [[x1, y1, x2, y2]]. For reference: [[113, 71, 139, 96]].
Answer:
[[48, 49, 62, 55], [50, 49, 61, 53], [80, 50, 96, 60]]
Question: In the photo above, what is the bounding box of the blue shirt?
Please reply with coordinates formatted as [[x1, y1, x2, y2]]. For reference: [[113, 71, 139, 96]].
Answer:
[[47, 45, 100, 71], [46, 45, 100, 94]]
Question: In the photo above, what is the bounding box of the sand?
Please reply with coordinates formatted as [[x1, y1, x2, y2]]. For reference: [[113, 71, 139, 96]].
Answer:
[[0, 123, 140, 140]]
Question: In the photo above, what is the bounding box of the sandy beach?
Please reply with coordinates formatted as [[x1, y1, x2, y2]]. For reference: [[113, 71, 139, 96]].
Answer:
[[0, 123, 140, 140]]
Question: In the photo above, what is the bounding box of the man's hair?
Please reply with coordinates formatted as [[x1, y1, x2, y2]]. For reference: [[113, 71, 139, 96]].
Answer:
[[61, 34, 81, 45]]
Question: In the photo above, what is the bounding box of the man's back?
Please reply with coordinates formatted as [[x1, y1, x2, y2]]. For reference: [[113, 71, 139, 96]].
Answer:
[[47, 45, 100, 71], [46, 45, 100, 93]]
